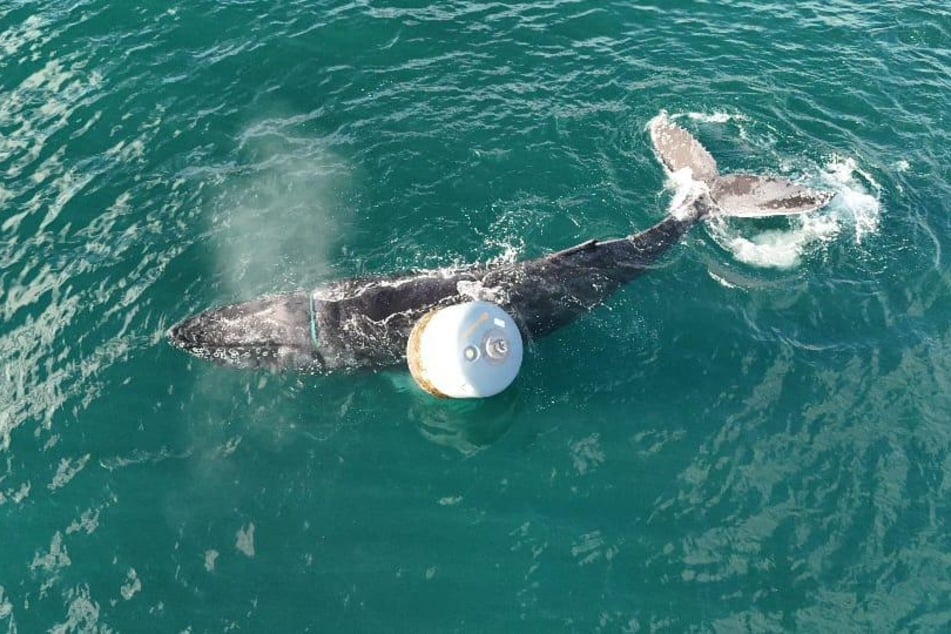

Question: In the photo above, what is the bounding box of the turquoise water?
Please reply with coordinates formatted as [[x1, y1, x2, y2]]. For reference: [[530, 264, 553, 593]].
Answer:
[[1, 0, 949, 631]]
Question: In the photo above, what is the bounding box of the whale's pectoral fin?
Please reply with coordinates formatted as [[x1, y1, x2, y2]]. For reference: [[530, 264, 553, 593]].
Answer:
[[710, 174, 835, 218], [649, 113, 719, 184]]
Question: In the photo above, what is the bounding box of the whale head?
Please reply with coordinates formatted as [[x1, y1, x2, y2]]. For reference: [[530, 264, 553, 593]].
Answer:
[[168, 292, 321, 371]]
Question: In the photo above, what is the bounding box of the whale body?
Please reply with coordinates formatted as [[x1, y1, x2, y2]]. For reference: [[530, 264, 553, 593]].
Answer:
[[168, 114, 834, 373]]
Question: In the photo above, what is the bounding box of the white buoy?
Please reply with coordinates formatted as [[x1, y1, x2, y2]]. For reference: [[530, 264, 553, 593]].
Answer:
[[407, 301, 523, 399]]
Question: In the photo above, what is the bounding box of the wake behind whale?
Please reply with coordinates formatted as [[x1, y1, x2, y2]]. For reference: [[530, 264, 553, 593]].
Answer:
[[168, 114, 834, 376]]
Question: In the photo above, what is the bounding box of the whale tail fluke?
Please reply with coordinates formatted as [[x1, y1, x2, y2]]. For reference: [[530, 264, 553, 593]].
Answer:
[[649, 113, 834, 218], [648, 113, 720, 184], [708, 172, 835, 218]]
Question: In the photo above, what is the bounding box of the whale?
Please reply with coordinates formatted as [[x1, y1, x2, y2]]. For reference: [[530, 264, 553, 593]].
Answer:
[[168, 114, 834, 373]]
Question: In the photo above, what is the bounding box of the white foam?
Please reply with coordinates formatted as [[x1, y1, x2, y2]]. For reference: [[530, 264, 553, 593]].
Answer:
[[66, 508, 101, 536], [708, 270, 741, 290], [665, 168, 709, 220], [685, 111, 747, 124], [235, 523, 256, 557], [0, 15, 46, 58], [204, 549, 219, 572], [819, 155, 882, 244], [31, 531, 71, 573], [48, 454, 91, 491], [120, 568, 141, 601], [0, 586, 12, 619], [51, 585, 102, 633], [709, 214, 841, 269]]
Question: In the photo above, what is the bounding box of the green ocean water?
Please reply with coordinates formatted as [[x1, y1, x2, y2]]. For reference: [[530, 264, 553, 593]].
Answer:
[[1, 0, 949, 631]]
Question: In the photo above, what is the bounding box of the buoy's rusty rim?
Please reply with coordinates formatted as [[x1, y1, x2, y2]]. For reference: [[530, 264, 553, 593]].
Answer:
[[406, 309, 448, 399]]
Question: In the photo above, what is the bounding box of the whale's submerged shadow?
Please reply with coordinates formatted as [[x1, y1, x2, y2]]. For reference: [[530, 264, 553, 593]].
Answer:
[[387, 372, 523, 454]]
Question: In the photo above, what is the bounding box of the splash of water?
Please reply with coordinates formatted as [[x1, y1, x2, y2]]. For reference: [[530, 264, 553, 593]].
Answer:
[[820, 155, 882, 244], [661, 114, 882, 269], [685, 111, 748, 124]]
